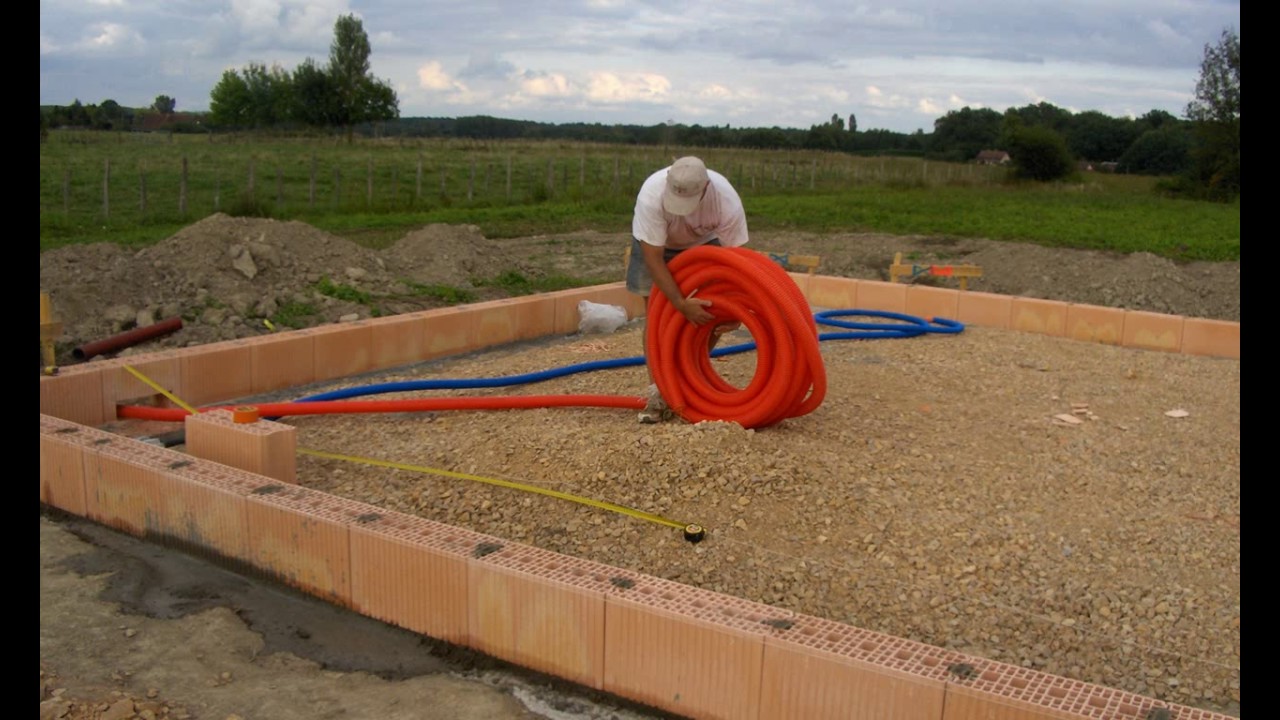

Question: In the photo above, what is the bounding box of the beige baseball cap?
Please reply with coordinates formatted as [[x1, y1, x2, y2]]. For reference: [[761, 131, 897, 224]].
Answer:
[[662, 156, 709, 216]]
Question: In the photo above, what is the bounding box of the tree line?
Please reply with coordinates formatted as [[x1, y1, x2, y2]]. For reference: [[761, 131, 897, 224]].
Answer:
[[41, 20, 1237, 201]]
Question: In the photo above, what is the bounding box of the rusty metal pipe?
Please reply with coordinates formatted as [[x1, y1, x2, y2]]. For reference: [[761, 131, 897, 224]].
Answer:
[[72, 316, 184, 361]]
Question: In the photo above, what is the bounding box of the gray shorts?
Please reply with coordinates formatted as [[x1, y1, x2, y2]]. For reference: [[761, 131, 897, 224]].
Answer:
[[625, 236, 722, 296]]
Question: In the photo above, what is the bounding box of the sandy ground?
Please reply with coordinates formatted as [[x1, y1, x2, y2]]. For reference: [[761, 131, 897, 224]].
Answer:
[[40, 216, 1240, 719], [40, 510, 678, 720]]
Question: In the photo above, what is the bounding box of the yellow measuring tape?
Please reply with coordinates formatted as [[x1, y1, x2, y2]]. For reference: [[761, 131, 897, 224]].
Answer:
[[298, 447, 705, 541], [123, 364, 199, 414], [120, 365, 707, 542]]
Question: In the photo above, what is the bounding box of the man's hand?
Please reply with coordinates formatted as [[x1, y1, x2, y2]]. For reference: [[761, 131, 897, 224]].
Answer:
[[678, 295, 717, 325]]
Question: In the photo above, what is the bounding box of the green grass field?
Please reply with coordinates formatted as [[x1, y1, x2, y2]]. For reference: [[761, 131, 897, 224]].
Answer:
[[39, 131, 1240, 262]]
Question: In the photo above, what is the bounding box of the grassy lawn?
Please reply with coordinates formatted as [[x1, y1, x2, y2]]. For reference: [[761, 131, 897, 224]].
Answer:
[[39, 132, 1239, 262]]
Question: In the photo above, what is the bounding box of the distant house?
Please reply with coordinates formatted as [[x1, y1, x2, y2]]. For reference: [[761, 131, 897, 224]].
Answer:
[[975, 150, 1010, 165]]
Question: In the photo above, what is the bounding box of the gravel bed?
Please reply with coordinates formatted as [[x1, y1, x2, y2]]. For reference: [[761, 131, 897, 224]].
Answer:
[[263, 317, 1239, 716]]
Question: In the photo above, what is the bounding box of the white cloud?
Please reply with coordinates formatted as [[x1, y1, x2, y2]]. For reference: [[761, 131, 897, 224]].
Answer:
[[82, 23, 144, 53], [520, 72, 573, 98], [417, 61, 463, 91], [585, 72, 671, 103], [698, 84, 733, 100]]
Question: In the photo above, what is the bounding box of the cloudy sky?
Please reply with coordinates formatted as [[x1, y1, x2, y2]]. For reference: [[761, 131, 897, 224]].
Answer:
[[39, 0, 1239, 135]]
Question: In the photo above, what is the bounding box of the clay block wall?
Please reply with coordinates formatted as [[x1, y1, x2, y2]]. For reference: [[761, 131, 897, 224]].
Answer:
[[38, 278, 1240, 720]]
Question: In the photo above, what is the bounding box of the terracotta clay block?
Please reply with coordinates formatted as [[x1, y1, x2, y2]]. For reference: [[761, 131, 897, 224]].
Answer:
[[146, 457, 252, 561], [244, 484, 354, 607], [469, 554, 606, 689], [905, 285, 961, 322], [1121, 310, 1184, 353], [184, 409, 297, 483], [39, 365, 107, 426], [98, 354, 184, 423], [805, 275, 860, 310], [368, 314, 432, 370], [39, 416, 98, 514], [311, 321, 374, 382], [956, 291, 1013, 329], [249, 330, 316, 394], [178, 341, 253, 406], [417, 306, 480, 360], [856, 281, 909, 313], [348, 511, 478, 644], [938, 654, 1238, 720], [604, 590, 765, 720], [82, 442, 167, 536], [509, 294, 560, 341], [1065, 304, 1125, 345], [754, 610, 952, 719], [786, 271, 812, 296], [469, 298, 524, 349], [1180, 317, 1239, 359], [1011, 298, 1069, 336]]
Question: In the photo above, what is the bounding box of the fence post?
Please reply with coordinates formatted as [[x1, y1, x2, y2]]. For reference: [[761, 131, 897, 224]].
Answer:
[[416, 153, 423, 203], [102, 158, 110, 220], [179, 157, 188, 216]]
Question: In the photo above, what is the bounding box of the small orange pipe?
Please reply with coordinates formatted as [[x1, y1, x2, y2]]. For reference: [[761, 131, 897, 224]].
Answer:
[[117, 394, 647, 422]]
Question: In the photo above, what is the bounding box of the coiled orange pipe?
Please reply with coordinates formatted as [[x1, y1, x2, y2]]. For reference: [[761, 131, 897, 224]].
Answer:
[[646, 244, 826, 429]]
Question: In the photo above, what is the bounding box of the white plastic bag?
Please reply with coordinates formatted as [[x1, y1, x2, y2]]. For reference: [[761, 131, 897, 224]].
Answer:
[[577, 300, 628, 334]]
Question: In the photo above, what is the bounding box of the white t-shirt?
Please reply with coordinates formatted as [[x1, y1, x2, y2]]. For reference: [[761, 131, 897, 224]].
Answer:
[[631, 167, 749, 250]]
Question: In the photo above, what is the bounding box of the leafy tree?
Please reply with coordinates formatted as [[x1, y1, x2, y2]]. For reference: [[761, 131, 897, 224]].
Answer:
[[241, 62, 293, 127], [94, 99, 127, 130], [1006, 101, 1072, 133], [930, 106, 1003, 163], [1006, 125, 1074, 181], [328, 14, 399, 142], [209, 69, 252, 127], [848, 113, 857, 134], [1136, 109, 1178, 133], [739, 127, 790, 149], [1117, 126, 1193, 176], [290, 58, 335, 127], [1184, 28, 1240, 200], [153, 95, 176, 114], [1067, 110, 1139, 162]]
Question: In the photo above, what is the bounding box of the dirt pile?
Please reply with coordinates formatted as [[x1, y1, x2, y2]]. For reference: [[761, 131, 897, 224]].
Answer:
[[38, 214, 1240, 368]]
